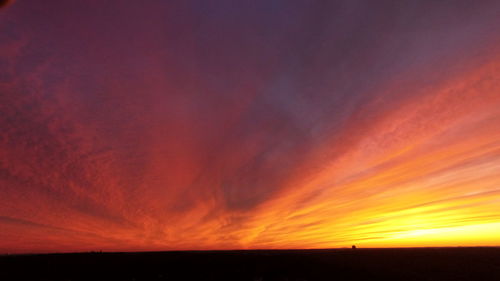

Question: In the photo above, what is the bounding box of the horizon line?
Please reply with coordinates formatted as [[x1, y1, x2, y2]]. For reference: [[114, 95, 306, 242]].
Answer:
[[3, 246, 500, 256]]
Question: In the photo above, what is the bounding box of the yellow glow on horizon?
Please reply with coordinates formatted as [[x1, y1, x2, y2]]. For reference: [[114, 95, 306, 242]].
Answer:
[[358, 222, 500, 247]]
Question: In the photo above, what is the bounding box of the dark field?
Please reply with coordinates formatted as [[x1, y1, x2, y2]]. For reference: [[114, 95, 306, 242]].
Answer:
[[1, 248, 500, 281]]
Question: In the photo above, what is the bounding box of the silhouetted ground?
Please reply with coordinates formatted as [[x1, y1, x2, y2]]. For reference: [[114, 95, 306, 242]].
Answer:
[[1, 248, 500, 281]]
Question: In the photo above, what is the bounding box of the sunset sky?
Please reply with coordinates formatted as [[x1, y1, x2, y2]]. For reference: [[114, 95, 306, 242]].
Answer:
[[1, 0, 500, 254]]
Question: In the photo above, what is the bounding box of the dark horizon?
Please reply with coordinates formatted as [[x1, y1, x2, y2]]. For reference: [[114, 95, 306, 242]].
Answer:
[[3, 246, 500, 256], [2, 247, 500, 281]]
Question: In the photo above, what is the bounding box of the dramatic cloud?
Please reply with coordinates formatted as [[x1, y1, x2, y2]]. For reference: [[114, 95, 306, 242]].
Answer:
[[1, 0, 499, 253]]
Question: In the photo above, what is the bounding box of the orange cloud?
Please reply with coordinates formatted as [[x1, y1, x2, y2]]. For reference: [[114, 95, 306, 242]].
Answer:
[[236, 56, 500, 249]]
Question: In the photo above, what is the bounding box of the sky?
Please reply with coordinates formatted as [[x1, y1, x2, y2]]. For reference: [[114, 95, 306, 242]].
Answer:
[[0, 0, 499, 254]]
